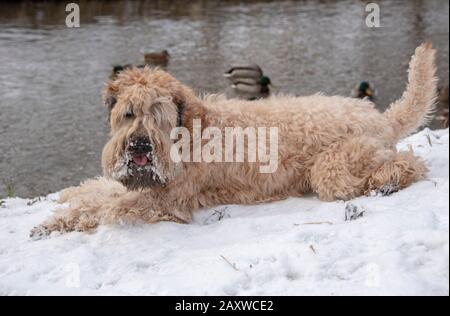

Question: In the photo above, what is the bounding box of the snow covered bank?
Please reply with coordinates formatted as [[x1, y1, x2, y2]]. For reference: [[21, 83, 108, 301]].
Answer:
[[0, 129, 448, 296]]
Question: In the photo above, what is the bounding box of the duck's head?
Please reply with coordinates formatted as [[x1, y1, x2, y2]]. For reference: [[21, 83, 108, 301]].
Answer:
[[258, 75, 272, 87], [110, 64, 133, 80], [113, 65, 124, 73], [358, 81, 373, 97], [110, 65, 124, 80]]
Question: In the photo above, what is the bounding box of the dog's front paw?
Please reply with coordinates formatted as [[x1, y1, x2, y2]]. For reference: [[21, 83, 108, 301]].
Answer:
[[29, 215, 71, 240], [30, 224, 52, 240]]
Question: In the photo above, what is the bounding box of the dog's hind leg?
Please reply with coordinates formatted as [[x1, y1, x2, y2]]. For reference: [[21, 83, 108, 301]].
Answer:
[[366, 151, 427, 195], [310, 137, 396, 201]]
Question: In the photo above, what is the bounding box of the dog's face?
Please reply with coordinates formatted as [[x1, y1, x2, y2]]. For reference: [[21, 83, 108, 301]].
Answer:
[[101, 67, 188, 190]]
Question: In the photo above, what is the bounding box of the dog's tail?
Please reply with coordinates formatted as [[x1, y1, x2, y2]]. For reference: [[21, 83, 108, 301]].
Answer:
[[384, 42, 438, 140]]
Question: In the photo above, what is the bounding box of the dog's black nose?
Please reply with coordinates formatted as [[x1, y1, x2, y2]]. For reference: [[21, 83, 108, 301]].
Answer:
[[128, 137, 152, 154]]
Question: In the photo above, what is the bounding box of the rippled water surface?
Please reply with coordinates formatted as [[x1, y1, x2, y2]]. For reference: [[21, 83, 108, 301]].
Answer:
[[0, 0, 448, 198]]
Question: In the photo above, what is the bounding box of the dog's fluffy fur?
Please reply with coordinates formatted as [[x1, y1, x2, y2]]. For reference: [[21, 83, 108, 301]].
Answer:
[[31, 43, 438, 238]]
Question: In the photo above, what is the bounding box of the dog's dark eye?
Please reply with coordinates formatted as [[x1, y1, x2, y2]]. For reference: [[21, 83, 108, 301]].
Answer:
[[125, 110, 134, 119]]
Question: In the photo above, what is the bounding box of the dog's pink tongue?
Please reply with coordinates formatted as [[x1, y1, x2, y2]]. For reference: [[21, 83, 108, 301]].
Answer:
[[132, 155, 149, 166]]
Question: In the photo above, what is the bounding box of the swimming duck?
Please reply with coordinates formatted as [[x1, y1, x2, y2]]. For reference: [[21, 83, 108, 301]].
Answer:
[[144, 50, 170, 66], [351, 81, 376, 100], [224, 64, 272, 99], [109, 64, 133, 80]]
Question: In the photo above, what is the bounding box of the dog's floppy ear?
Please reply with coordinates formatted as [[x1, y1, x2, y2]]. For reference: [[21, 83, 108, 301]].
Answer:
[[104, 95, 117, 112], [170, 88, 186, 127], [170, 83, 206, 129], [103, 81, 119, 120], [174, 97, 185, 127]]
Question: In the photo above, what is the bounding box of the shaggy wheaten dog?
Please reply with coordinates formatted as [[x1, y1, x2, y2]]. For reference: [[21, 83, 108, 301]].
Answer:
[[31, 43, 437, 238]]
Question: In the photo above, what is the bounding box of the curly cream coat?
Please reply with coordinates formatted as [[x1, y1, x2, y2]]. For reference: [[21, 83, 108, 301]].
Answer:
[[31, 43, 438, 238]]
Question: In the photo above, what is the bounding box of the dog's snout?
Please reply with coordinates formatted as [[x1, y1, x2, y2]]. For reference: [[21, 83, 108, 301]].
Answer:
[[128, 137, 152, 154]]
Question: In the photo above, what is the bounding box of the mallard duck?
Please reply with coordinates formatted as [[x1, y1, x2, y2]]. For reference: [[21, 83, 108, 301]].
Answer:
[[351, 81, 376, 100], [109, 64, 133, 80], [224, 64, 272, 99], [144, 50, 170, 66]]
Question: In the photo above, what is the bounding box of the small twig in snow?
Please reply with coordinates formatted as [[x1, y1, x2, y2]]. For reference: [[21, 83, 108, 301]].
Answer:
[[426, 134, 433, 147], [27, 197, 41, 206], [309, 245, 317, 254], [345, 203, 365, 221], [220, 255, 239, 271], [203, 207, 229, 225], [294, 221, 333, 226]]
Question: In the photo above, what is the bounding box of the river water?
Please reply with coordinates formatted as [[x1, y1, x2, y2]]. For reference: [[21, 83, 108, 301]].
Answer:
[[0, 0, 448, 198]]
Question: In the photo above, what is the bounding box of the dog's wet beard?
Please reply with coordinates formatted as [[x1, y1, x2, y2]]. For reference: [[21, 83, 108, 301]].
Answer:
[[120, 169, 165, 190], [113, 150, 167, 190]]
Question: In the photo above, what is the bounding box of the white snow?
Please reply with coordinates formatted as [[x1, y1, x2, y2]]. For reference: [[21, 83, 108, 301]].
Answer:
[[0, 129, 448, 296]]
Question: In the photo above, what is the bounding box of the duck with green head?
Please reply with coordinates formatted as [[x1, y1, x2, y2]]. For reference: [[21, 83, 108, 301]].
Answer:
[[352, 81, 376, 100], [110, 64, 133, 80], [224, 64, 272, 99]]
